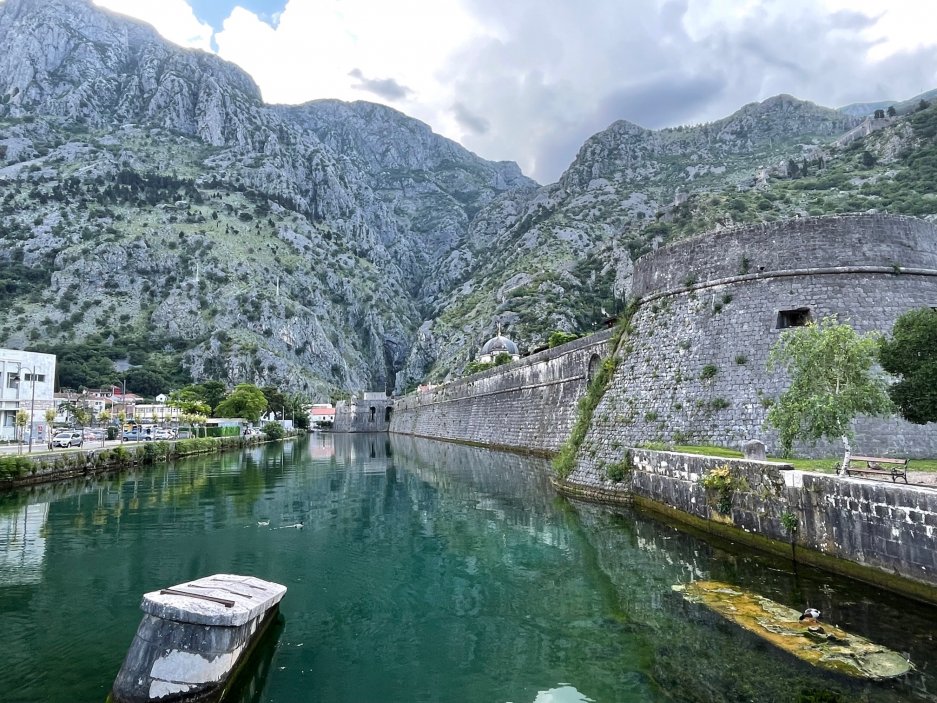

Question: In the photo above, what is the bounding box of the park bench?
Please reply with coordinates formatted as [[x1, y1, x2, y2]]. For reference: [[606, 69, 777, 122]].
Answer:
[[845, 456, 909, 483]]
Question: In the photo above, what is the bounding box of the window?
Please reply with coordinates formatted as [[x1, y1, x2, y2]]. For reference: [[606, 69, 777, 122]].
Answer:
[[776, 308, 811, 329], [6, 373, 17, 389], [24, 373, 45, 383], [369, 406, 376, 422]]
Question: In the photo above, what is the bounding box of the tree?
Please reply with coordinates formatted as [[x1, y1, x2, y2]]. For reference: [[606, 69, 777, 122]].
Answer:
[[15, 410, 28, 453], [879, 308, 937, 424], [874, 108, 886, 119], [917, 99, 931, 113], [766, 316, 893, 468], [215, 384, 268, 423], [168, 391, 211, 419], [261, 386, 288, 419], [200, 381, 226, 411], [548, 330, 579, 348], [262, 421, 285, 440], [861, 150, 877, 168], [44, 408, 56, 445], [886, 105, 897, 117]]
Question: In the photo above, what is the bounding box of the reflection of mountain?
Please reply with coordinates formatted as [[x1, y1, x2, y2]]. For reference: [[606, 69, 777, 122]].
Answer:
[[3, 437, 937, 702], [0, 503, 48, 586]]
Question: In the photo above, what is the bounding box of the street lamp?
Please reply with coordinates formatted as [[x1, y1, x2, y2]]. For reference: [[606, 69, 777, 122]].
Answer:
[[14, 367, 37, 454]]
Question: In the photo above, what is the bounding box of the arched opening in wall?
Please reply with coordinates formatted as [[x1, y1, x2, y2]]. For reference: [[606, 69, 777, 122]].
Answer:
[[369, 406, 376, 422], [587, 353, 602, 383], [384, 406, 393, 423]]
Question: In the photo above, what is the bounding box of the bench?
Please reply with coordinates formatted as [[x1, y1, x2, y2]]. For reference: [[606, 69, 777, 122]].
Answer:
[[845, 455, 909, 483]]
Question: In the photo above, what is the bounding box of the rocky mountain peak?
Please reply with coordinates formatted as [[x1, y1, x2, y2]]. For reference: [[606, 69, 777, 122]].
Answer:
[[0, 0, 263, 146]]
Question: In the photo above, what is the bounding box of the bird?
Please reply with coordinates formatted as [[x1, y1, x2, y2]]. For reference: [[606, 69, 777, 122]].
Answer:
[[256, 519, 270, 527], [799, 607, 821, 622]]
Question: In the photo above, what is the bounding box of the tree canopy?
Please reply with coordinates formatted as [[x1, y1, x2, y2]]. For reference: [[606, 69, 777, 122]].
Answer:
[[214, 384, 268, 423], [766, 316, 893, 456], [879, 307, 937, 425]]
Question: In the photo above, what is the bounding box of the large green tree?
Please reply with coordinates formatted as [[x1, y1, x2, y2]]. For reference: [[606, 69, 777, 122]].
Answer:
[[879, 307, 937, 425], [766, 316, 893, 467], [214, 384, 268, 423]]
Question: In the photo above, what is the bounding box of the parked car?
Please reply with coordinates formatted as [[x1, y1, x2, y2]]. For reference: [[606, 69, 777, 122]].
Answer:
[[122, 429, 153, 442], [244, 427, 263, 437], [153, 428, 175, 440], [52, 431, 83, 448]]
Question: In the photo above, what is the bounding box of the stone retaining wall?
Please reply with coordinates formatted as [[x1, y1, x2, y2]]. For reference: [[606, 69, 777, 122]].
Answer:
[[559, 448, 937, 603], [389, 330, 613, 453]]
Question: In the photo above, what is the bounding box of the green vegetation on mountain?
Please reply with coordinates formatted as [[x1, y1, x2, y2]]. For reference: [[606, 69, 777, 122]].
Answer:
[[1, 0, 936, 395]]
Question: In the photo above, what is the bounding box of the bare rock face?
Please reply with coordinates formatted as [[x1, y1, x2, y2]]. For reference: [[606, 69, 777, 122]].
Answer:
[[0, 0, 932, 393], [0, 0, 535, 395]]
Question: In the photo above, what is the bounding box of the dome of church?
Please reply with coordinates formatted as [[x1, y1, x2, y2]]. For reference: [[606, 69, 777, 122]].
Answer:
[[481, 335, 519, 356]]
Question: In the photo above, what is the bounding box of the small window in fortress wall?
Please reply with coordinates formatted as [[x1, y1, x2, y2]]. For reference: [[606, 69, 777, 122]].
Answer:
[[776, 308, 811, 329]]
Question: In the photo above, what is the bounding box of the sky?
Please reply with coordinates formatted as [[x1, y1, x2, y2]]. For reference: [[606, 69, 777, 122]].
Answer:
[[89, 0, 937, 183]]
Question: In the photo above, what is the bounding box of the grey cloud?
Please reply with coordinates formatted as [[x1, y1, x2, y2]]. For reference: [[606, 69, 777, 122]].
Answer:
[[452, 102, 490, 134], [442, 0, 937, 183], [348, 68, 412, 101]]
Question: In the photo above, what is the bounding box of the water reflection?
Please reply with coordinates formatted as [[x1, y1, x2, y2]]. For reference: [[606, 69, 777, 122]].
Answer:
[[0, 435, 934, 703]]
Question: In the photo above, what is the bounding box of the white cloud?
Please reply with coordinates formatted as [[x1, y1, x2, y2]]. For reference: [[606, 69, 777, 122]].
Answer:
[[93, 0, 213, 51], [87, 0, 937, 182]]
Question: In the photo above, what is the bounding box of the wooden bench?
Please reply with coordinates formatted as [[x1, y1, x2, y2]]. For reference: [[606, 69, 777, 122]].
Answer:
[[845, 456, 909, 483]]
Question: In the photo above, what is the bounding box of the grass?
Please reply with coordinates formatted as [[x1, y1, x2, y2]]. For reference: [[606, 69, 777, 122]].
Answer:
[[668, 444, 937, 473]]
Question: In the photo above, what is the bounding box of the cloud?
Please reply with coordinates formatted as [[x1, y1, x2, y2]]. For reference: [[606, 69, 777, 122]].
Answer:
[[92, 0, 937, 183], [93, 0, 213, 51], [348, 68, 412, 101], [451, 102, 490, 134]]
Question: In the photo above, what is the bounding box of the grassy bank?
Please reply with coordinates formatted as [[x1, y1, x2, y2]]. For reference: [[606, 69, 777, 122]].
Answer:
[[0, 434, 290, 489]]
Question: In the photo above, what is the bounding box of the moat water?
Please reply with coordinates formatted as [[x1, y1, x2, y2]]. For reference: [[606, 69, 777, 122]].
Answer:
[[2, 434, 936, 703]]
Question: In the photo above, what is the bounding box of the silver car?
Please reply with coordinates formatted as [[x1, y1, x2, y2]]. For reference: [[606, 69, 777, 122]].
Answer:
[[52, 431, 83, 448]]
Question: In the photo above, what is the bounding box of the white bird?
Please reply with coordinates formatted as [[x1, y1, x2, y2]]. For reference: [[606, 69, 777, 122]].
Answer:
[[257, 519, 270, 527], [799, 608, 821, 622]]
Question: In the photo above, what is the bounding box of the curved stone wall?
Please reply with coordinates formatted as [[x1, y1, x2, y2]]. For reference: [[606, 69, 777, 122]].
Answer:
[[578, 214, 937, 466], [632, 214, 937, 299], [390, 330, 613, 453]]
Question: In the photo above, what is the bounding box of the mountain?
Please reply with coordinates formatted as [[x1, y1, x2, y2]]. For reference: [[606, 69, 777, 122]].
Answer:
[[839, 89, 937, 117], [2, 0, 936, 397], [0, 0, 534, 397]]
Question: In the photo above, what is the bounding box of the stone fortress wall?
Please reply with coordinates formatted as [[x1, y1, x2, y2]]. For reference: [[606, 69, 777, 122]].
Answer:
[[333, 392, 395, 433], [389, 330, 613, 454], [577, 214, 937, 474]]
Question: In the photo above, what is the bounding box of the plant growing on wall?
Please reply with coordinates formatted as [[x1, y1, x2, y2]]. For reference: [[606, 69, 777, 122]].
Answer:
[[879, 307, 937, 425], [700, 464, 736, 514], [553, 302, 638, 479], [766, 316, 893, 470]]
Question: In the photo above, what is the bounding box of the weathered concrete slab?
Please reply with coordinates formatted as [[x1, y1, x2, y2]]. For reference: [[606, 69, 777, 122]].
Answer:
[[111, 574, 286, 703], [142, 573, 287, 627]]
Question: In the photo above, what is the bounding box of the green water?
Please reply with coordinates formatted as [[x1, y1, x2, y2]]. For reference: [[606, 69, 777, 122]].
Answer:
[[1, 434, 935, 703]]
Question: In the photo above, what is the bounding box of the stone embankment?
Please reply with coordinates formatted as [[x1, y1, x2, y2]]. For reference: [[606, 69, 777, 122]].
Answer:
[[557, 449, 937, 604], [0, 435, 273, 491]]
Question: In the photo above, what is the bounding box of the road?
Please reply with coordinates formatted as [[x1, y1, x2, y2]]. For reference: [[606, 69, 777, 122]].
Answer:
[[0, 438, 155, 456]]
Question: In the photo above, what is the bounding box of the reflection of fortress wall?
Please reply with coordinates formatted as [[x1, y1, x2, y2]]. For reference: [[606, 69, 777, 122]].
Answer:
[[333, 393, 394, 432], [586, 214, 937, 460], [390, 331, 613, 453]]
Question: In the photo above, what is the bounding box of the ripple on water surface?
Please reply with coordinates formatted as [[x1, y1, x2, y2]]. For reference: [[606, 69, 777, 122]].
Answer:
[[0, 434, 935, 703]]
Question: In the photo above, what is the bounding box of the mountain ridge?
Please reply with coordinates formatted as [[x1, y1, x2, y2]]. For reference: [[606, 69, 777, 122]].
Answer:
[[1, 0, 936, 397]]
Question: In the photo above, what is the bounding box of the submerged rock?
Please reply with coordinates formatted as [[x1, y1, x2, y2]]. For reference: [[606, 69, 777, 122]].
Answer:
[[673, 580, 912, 680]]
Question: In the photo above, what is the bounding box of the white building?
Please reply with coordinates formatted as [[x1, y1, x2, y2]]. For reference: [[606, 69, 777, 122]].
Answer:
[[0, 349, 56, 443], [133, 404, 183, 423]]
